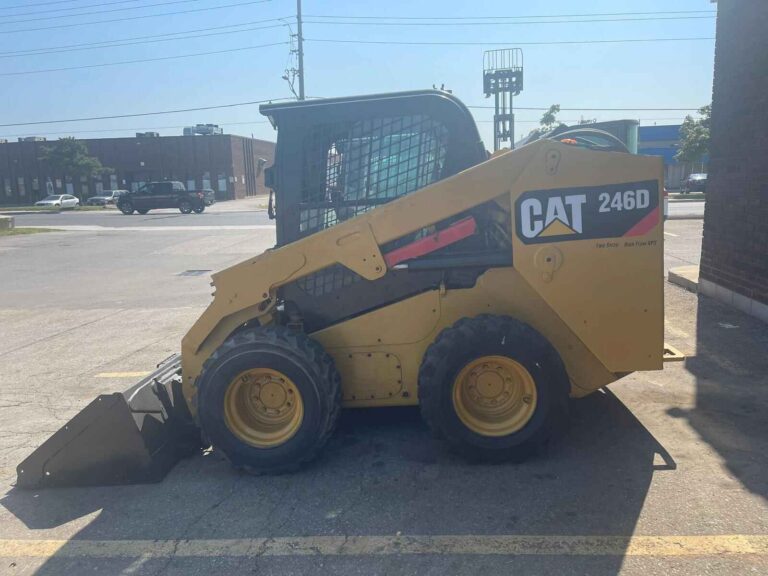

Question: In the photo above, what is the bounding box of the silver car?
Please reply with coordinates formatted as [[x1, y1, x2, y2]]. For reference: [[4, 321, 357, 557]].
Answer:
[[35, 194, 80, 209], [87, 190, 126, 206]]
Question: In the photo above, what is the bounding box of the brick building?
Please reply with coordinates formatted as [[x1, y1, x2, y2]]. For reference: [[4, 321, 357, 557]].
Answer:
[[700, 0, 768, 318], [0, 134, 274, 205]]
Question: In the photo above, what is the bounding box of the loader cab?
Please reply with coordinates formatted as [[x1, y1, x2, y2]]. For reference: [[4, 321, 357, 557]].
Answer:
[[260, 90, 487, 247]]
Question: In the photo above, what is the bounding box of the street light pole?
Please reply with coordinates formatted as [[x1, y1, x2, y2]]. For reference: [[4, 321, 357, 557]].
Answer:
[[296, 0, 305, 100]]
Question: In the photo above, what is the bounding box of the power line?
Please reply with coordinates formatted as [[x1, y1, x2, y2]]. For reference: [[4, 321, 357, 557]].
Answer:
[[0, 41, 288, 76], [0, 0, 123, 9], [0, 95, 702, 129], [306, 37, 715, 47], [0, 0, 272, 34], [0, 120, 270, 139], [0, 98, 293, 128], [0, 0, 144, 17], [303, 15, 716, 27], [0, 0, 198, 23], [0, 21, 288, 58], [469, 106, 700, 111], [304, 10, 716, 20]]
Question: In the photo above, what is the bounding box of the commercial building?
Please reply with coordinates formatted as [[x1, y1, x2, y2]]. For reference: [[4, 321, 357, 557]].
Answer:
[[638, 125, 708, 190], [0, 133, 274, 205]]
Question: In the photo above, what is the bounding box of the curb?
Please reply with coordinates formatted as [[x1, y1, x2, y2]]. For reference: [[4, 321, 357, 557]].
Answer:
[[668, 265, 699, 293], [667, 214, 704, 220]]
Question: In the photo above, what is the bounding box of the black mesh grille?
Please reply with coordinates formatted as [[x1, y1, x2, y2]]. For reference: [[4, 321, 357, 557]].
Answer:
[[297, 114, 448, 238]]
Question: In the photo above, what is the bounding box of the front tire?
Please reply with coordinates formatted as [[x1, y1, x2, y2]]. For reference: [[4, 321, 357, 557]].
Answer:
[[119, 202, 134, 215], [137, 209, 149, 215], [198, 326, 341, 474], [419, 315, 569, 463], [179, 200, 192, 214]]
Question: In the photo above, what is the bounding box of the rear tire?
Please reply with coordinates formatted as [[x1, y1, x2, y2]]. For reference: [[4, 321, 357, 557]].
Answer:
[[198, 326, 342, 474], [179, 200, 192, 214], [418, 315, 569, 463], [119, 201, 134, 215], [193, 205, 205, 214]]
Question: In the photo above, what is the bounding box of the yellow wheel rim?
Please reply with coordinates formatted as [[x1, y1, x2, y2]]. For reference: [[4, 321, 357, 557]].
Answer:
[[452, 355, 537, 437], [224, 368, 304, 448]]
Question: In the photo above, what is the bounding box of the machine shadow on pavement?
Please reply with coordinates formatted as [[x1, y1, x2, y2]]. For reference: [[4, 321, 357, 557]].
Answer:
[[2, 389, 674, 575], [671, 294, 768, 500]]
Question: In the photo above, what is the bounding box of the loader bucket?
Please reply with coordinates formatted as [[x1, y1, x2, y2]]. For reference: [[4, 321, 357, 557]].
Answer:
[[16, 354, 202, 489]]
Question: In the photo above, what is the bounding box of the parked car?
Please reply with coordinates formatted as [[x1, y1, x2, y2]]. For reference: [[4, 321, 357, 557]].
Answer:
[[86, 189, 126, 206], [34, 194, 79, 209], [117, 181, 206, 215], [202, 188, 216, 206], [681, 173, 707, 193]]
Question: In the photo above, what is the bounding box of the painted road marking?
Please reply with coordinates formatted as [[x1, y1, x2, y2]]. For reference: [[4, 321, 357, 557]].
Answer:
[[25, 225, 275, 232], [663, 231, 679, 237], [1, 535, 767, 559], [95, 371, 151, 378]]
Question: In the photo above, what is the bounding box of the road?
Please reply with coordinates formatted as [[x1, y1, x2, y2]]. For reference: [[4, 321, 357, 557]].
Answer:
[[12, 207, 273, 229], [667, 200, 705, 219], [0, 217, 766, 576]]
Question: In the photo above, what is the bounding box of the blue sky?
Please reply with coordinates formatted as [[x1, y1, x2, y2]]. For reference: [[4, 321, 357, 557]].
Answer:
[[0, 0, 716, 148]]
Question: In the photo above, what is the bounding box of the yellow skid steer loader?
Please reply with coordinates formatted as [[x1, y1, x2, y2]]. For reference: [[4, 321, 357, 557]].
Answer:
[[18, 90, 670, 488]]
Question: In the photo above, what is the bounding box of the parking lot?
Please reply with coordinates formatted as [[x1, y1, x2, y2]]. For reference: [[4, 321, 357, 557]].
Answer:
[[0, 212, 766, 575]]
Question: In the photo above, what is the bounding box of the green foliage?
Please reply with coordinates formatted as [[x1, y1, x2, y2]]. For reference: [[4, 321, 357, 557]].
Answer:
[[540, 104, 562, 130], [527, 104, 565, 138], [38, 138, 112, 179], [675, 105, 711, 163]]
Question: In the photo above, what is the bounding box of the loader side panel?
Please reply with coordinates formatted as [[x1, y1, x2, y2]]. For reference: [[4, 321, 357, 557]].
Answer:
[[508, 146, 664, 372]]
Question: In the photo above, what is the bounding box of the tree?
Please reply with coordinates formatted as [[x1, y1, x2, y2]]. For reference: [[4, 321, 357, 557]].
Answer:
[[527, 104, 565, 138], [39, 138, 112, 184], [675, 105, 711, 163], [540, 104, 563, 131]]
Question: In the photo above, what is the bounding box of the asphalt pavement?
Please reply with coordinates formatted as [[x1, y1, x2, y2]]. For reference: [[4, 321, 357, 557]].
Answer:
[[0, 217, 765, 576], [667, 200, 705, 219]]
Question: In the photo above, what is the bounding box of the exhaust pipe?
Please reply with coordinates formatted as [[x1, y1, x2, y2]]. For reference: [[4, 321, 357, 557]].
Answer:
[[16, 355, 202, 489]]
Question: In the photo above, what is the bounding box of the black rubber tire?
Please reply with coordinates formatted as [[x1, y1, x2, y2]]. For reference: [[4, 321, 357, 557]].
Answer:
[[137, 209, 149, 215], [119, 201, 134, 215], [197, 326, 342, 474], [179, 200, 193, 214], [193, 205, 205, 214], [418, 315, 570, 463]]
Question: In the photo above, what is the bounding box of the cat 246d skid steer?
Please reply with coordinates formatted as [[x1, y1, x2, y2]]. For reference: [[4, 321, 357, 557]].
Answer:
[[18, 90, 675, 488]]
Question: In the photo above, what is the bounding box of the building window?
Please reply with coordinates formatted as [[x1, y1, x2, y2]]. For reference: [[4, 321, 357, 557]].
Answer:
[[110, 174, 117, 190], [3, 178, 11, 197], [95, 182, 103, 195], [32, 178, 39, 192], [217, 174, 227, 192], [17, 177, 26, 197], [82, 185, 89, 197], [202, 172, 211, 189], [187, 179, 195, 191]]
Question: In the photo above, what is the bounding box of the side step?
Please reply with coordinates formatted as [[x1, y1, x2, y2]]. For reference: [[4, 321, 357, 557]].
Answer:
[[16, 354, 202, 489]]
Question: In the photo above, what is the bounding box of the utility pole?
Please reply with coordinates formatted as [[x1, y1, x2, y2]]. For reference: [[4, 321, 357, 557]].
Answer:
[[296, 0, 305, 100]]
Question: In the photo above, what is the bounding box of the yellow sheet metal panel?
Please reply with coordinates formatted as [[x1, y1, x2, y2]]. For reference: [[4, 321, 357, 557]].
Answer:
[[508, 145, 665, 373], [312, 268, 617, 407]]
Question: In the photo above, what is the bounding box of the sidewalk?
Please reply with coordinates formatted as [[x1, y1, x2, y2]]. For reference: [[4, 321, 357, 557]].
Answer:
[[207, 195, 269, 213]]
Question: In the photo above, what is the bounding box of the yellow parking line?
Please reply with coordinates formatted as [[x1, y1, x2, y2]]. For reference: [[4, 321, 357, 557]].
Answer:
[[1, 535, 766, 559], [95, 371, 150, 378]]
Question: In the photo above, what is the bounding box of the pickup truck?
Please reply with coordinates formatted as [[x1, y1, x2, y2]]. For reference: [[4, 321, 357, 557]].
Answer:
[[117, 181, 207, 215]]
